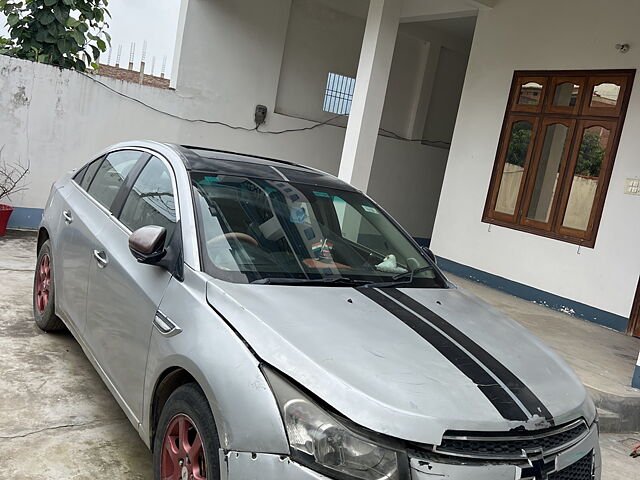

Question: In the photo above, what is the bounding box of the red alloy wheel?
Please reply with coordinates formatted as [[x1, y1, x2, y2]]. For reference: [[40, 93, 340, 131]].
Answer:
[[36, 253, 51, 313], [161, 414, 207, 480]]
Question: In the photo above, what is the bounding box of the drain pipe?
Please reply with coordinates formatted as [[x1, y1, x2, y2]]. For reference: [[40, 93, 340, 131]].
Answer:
[[633, 351, 640, 389]]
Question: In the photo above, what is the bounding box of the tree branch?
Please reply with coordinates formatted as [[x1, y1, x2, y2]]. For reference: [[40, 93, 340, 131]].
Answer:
[[0, 145, 30, 203]]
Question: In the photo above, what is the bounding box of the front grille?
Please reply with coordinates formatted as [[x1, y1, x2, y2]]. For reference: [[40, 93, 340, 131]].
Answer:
[[550, 451, 593, 480], [435, 419, 589, 460]]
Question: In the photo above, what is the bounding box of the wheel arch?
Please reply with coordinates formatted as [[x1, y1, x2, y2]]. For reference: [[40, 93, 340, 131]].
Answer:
[[149, 366, 200, 450], [36, 227, 50, 253], [144, 347, 289, 455]]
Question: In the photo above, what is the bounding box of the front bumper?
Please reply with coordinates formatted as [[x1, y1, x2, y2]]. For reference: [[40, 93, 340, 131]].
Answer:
[[412, 422, 600, 480], [221, 423, 601, 480]]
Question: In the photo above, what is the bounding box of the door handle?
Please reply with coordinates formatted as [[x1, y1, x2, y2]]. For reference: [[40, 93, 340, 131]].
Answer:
[[93, 250, 108, 268], [63, 210, 73, 224]]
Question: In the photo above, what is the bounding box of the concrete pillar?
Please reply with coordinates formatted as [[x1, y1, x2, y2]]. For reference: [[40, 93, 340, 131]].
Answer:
[[170, 0, 190, 89], [338, 0, 403, 191], [408, 40, 441, 140], [139, 61, 146, 85]]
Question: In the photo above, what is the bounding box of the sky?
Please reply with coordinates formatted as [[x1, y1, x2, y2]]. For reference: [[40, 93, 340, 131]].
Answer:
[[104, 0, 181, 78], [1, 0, 181, 78]]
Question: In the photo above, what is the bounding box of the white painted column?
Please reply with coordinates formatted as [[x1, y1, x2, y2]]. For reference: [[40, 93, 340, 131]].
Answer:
[[632, 350, 640, 389], [407, 40, 441, 140], [169, 0, 190, 89], [338, 0, 403, 191]]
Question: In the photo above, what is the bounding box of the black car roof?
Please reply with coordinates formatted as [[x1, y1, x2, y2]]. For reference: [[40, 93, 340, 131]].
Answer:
[[169, 144, 358, 192]]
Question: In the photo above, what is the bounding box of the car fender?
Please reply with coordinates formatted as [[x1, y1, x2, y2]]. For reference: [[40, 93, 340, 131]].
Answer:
[[142, 271, 289, 454]]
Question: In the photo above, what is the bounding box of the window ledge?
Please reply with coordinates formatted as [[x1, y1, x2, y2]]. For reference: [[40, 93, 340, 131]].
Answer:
[[481, 217, 596, 249]]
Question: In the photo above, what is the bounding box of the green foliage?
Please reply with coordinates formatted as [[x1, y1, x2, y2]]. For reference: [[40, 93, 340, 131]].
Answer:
[[506, 121, 533, 167], [0, 0, 110, 71], [575, 130, 605, 177]]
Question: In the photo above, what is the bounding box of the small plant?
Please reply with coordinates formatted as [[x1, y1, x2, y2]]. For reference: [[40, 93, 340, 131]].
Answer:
[[0, 0, 110, 71], [0, 146, 29, 203]]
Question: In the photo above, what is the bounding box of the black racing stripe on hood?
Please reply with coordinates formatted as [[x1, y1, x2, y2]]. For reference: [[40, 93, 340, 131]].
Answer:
[[358, 288, 529, 422], [384, 288, 554, 424]]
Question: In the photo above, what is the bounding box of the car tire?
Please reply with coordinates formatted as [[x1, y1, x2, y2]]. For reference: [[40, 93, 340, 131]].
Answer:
[[154, 383, 221, 480], [33, 240, 65, 332]]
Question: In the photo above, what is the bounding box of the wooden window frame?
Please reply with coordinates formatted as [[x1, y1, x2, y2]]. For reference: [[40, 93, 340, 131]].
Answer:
[[487, 115, 540, 224], [511, 76, 548, 113], [544, 76, 585, 116], [483, 69, 635, 248], [519, 117, 576, 232]]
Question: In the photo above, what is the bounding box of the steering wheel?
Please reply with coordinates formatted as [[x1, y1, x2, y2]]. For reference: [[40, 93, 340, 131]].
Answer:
[[207, 232, 259, 247], [207, 231, 281, 271]]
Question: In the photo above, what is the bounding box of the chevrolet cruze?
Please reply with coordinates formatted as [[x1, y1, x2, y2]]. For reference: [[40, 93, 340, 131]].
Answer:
[[33, 141, 600, 480]]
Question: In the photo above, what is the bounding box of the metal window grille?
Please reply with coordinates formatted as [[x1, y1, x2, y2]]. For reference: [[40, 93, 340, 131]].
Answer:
[[323, 72, 356, 115]]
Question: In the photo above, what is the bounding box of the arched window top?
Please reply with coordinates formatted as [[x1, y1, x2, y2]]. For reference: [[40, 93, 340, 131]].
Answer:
[[590, 82, 621, 108], [517, 82, 544, 105]]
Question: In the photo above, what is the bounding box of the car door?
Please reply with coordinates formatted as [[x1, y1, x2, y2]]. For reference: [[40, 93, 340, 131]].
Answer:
[[84, 155, 178, 419], [56, 153, 140, 333]]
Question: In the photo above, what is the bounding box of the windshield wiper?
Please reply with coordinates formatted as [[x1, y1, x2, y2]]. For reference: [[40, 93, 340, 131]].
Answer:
[[251, 276, 372, 286], [358, 266, 433, 289]]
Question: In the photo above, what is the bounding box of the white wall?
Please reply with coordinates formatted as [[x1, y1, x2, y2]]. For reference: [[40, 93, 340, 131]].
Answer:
[[274, 0, 435, 139], [174, 0, 455, 238], [0, 56, 185, 211], [0, 50, 350, 213], [422, 47, 468, 144], [380, 31, 430, 137], [0, 0, 442, 238], [430, 0, 640, 317], [1, 0, 474, 241], [367, 137, 449, 238], [275, 0, 366, 123]]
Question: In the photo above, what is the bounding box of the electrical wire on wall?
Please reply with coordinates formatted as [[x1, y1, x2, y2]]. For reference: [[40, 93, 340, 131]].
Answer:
[[378, 127, 451, 149], [79, 71, 451, 147]]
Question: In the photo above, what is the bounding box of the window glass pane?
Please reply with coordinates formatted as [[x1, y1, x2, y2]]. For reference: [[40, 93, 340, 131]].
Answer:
[[553, 83, 579, 107], [517, 82, 543, 105], [119, 156, 176, 236], [590, 82, 620, 108], [333, 197, 391, 253], [526, 124, 569, 223], [495, 121, 532, 214], [79, 158, 102, 191], [192, 174, 441, 287], [86, 151, 141, 210], [562, 126, 610, 230], [73, 165, 87, 184], [323, 72, 355, 115]]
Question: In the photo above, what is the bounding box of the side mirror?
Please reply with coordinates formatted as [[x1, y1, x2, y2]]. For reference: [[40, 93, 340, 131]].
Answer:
[[129, 225, 168, 264], [421, 246, 437, 264]]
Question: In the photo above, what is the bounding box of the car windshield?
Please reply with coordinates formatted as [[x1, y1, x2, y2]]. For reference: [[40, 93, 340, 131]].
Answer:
[[191, 172, 446, 287]]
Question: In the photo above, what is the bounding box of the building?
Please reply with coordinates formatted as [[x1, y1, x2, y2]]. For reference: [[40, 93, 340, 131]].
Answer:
[[3, 0, 639, 335], [169, 0, 640, 334]]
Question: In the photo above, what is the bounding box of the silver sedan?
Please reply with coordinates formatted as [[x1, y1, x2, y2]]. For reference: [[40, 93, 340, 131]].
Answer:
[[34, 141, 600, 480]]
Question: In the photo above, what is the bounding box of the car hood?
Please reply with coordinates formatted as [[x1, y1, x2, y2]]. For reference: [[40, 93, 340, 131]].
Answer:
[[206, 280, 595, 445]]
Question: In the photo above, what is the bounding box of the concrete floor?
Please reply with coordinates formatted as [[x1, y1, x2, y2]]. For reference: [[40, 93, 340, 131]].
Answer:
[[0, 231, 152, 479], [0, 229, 639, 479]]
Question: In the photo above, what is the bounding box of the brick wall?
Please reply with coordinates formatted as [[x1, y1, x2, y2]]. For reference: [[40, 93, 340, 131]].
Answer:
[[94, 64, 171, 89]]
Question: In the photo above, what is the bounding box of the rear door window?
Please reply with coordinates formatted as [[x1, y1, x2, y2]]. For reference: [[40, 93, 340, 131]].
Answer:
[[118, 156, 177, 237], [73, 164, 89, 185], [77, 157, 103, 191], [86, 150, 144, 211]]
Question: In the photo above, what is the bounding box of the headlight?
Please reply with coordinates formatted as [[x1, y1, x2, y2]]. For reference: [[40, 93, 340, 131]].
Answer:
[[263, 367, 406, 480]]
